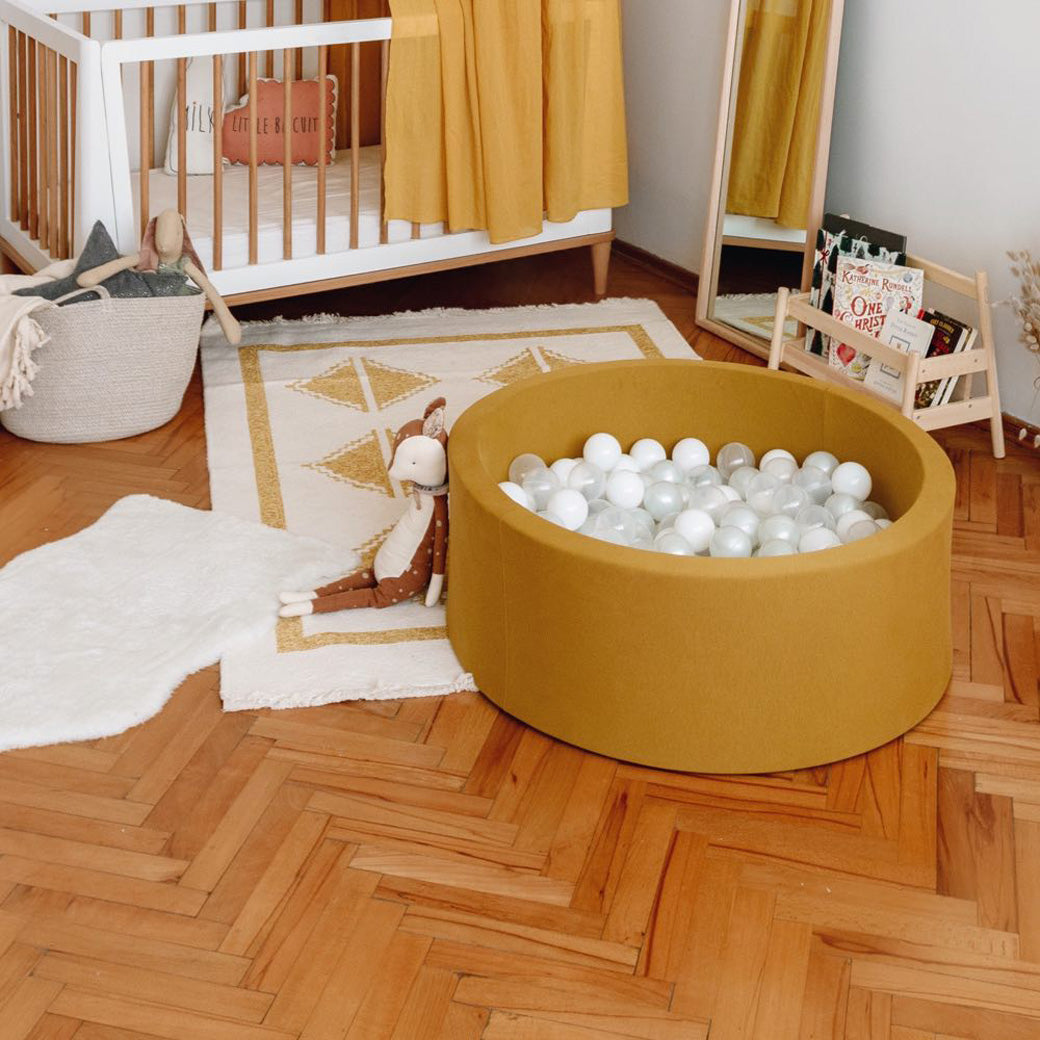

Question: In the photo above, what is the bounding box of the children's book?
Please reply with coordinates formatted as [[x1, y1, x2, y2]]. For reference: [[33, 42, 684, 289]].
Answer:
[[863, 310, 936, 403], [916, 311, 977, 408], [806, 213, 907, 357], [829, 258, 925, 382]]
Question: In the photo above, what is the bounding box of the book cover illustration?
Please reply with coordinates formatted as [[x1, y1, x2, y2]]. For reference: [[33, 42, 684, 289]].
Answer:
[[916, 311, 976, 408], [830, 258, 925, 382], [807, 214, 907, 357], [863, 309, 935, 403]]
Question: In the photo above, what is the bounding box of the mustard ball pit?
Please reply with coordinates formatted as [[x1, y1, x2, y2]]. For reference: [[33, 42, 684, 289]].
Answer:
[[446, 360, 956, 774]]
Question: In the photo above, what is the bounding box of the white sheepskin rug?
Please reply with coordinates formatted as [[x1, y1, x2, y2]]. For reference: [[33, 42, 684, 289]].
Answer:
[[0, 494, 350, 752]]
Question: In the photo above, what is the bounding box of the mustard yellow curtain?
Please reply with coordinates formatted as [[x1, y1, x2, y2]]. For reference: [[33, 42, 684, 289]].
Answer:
[[384, 0, 628, 244], [726, 0, 831, 230]]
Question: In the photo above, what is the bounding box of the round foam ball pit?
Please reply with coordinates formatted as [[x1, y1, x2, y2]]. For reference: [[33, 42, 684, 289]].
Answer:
[[446, 361, 956, 774]]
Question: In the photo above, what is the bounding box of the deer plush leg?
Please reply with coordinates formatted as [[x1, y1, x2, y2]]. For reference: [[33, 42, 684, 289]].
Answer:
[[279, 567, 379, 616], [309, 568, 428, 614]]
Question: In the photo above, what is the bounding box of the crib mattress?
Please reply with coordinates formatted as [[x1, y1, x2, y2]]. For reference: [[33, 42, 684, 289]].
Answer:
[[132, 145, 444, 272]]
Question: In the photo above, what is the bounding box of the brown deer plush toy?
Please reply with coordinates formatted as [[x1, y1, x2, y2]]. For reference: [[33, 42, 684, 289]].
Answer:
[[279, 398, 449, 616]]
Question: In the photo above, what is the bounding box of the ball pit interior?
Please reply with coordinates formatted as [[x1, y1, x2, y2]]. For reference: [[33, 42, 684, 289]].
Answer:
[[446, 360, 957, 774]]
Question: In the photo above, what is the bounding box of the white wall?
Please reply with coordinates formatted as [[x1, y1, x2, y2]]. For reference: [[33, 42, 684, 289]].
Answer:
[[826, 0, 1040, 423], [615, 0, 730, 273]]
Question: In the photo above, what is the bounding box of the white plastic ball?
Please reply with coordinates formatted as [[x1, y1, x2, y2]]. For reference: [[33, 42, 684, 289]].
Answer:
[[771, 484, 811, 518], [845, 518, 880, 543], [538, 511, 570, 528], [793, 465, 832, 505], [799, 527, 842, 553], [861, 500, 889, 521], [825, 492, 861, 520], [605, 470, 645, 510], [716, 441, 756, 479], [687, 464, 722, 488], [728, 465, 760, 500], [709, 525, 753, 558], [688, 484, 728, 520], [612, 454, 640, 474], [549, 457, 579, 483], [831, 461, 872, 501], [498, 481, 534, 510], [758, 513, 801, 546], [648, 460, 686, 485], [673, 508, 715, 552], [671, 437, 710, 472], [760, 448, 796, 468], [757, 538, 796, 557], [720, 503, 760, 542], [630, 507, 655, 533], [508, 453, 545, 486], [718, 484, 742, 503], [803, 450, 839, 476], [594, 506, 642, 544], [546, 488, 589, 531], [762, 456, 798, 484], [630, 438, 667, 471], [567, 461, 607, 501], [643, 481, 686, 521], [795, 504, 836, 532], [835, 508, 873, 542], [654, 531, 695, 556], [582, 433, 622, 472], [875, 518, 893, 530], [521, 467, 561, 511], [747, 472, 781, 516], [587, 498, 611, 516]]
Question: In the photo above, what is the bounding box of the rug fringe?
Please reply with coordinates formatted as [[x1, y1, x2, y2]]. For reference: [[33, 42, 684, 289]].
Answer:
[[224, 673, 477, 710]]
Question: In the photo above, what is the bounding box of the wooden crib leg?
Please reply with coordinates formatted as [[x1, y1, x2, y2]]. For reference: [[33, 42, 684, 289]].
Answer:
[[591, 239, 611, 296]]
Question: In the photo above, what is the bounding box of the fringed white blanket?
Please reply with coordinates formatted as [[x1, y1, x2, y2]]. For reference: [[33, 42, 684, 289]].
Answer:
[[0, 259, 74, 412]]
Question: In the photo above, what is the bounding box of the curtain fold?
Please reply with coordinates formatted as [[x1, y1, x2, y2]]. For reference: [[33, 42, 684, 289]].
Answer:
[[385, 0, 628, 244], [726, 0, 831, 230]]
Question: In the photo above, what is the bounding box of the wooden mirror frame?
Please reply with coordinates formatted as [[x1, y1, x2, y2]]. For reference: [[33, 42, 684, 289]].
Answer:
[[695, 0, 846, 361]]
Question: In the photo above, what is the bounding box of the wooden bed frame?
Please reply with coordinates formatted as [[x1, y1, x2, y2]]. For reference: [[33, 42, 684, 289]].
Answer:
[[0, 0, 614, 302]]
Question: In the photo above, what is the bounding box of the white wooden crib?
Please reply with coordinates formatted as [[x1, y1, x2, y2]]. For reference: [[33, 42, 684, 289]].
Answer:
[[0, 0, 614, 303]]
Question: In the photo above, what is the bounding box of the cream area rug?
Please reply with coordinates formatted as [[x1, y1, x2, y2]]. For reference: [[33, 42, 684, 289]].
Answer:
[[201, 299, 698, 711], [0, 495, 347, 752]]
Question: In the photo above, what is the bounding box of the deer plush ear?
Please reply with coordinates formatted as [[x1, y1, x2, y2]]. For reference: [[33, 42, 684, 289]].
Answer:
[[422, 398, 446, 439]]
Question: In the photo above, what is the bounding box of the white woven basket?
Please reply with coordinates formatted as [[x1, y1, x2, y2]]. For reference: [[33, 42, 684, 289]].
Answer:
[[1, 286, 205, 443]]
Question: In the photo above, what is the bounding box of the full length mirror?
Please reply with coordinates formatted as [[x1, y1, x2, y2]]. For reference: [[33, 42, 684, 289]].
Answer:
[[697, 0, 845, 358]]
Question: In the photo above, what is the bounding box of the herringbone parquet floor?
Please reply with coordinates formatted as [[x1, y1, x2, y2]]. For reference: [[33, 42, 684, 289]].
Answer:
[[1, 250, 1039, 1039]]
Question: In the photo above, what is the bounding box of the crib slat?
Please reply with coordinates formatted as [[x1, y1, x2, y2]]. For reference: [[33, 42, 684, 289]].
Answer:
[[213, 51, 223, 270], [47, 47, 58, 256], [58, 54, 68, 257], [282, 49, 292, 259], [17, 32, 27, 229], [294, 0, 303, 78], [265, 0, 274, 77], [27, 39, 37, 241], [178, 5, 186, 33], [37, 44, 48, 251], [69, 59, 76, 245], [237, 2, 246, 98], [317, 45, 327, 255], [145, 6, 155, 231], [208, 4, 217, 31], [248, 50, 258, 265], [113, 9, 122, 38], [139, 57, 151, 240], [177, 56, 187, 216], [379, 37, 387, 245], [81, 12, 90, 37], [8, 28, 18, 223], [349, 42, 359, 250]]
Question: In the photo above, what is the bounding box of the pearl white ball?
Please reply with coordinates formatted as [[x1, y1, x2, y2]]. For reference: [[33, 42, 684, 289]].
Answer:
[[875, 517, 893, 530], [654, 531, 695, 556], [757, 538, 796, 557], [728, 465, 760, 500], [612, 454, 640, 474], [835, 508, 873, 542], [508, 453, 545, 486], [688, 484, 728, 520], [824, 492, 861, 520], [605, 470, 645, 510], [538, 510, 570, 528], [630, 438, 667, 471], [772, 484, 811, 518], [762, 456, 798, 484], [718, 484, 742, 503], [582, 433, 622, 472], [861, 500, 889, 521], [795, 504, 836, 532], [845, 518, 880, 543], [793, 465, 832, 505], [747, 472, 781, 516], [803, 450, 839, 476], [671, 437, 710, 472], [716, 442, 756, 479], [687, 464, 722, 487], [644, 481, 686, 521], [648, 460, 686, 485], [567, 461, 606, 501], [720, 503, 760, 542], [673, 508, 715, 552], [546, 488, 589, 531], [831, 461, 872, 501], [758, 513, 801, 546], [709, 525, 753, 558], [549, 457, 579, 483], [760, 448, 796, 468], [799, 527, 842, 552], [499, 481, 534, 510]]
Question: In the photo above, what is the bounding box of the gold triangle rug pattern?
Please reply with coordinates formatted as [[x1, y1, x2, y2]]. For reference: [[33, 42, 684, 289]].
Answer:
[[201, 301, 698, 710]]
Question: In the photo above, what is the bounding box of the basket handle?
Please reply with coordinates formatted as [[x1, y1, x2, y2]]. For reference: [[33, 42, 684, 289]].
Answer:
[[52, 284, 112, 306]]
